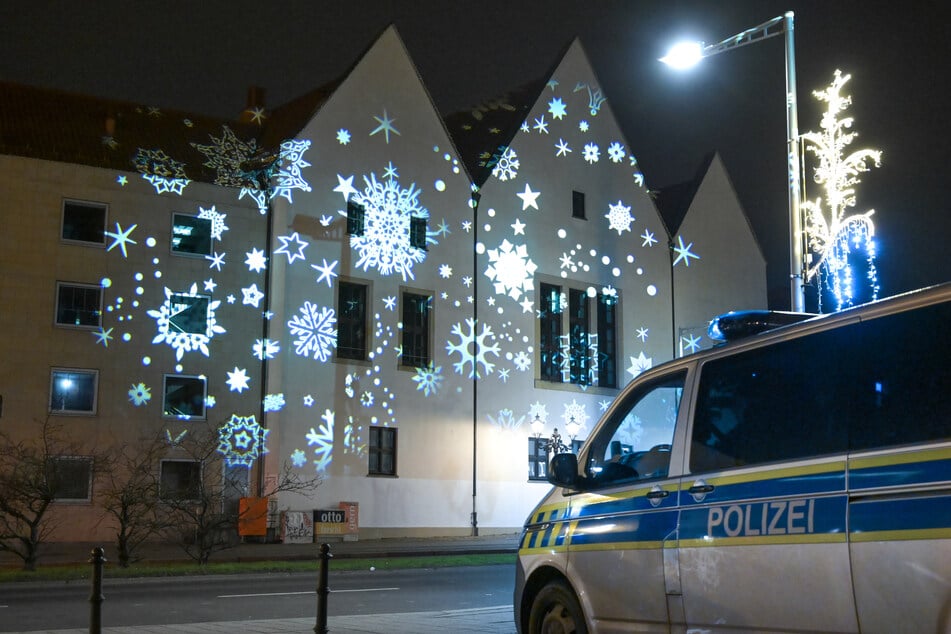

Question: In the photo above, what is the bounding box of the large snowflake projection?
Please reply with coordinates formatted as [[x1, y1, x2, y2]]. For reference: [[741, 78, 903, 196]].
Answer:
[[191, 125, 258, 188], [617, 416, 644, 447], [147, 284, 225, 361], [528, 401, 549, 424], [411, 363, 443, 397], [488, 409, 524, 432], [216, 414, 269, 468], [128, 383, 151, 406], [288, 301, 337, 362], [349, 172, 431, 281], [305, 409, 335, 472], [627, 351, 653, 379], [271, 139, 312, 203], [562, 399, 590, 432], [484, 239, 538, 301], [196, 205, 228, 241], [133, 148, 190, 195], [604, 200, 634, 235], [491, 147, 519, 181], [446, 318, 501, 379]]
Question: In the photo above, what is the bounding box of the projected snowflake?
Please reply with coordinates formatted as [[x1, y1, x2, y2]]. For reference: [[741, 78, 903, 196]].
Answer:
[[562, 399, 589, 432], [604, 200, 634, 235], [626, 351, 653, 379], [411, 363, 443, 397], [128, 383, 151, 406], [349, 172, 431, 281], [217, 414, 269, 468], [271, 139, 312, 203], [305, 409, 335, 472], [191, 125, 258, 188], [263, 393, 285, 412], [607, 142, 626, 163], [488, 408, 524, 432], [134, 148, 190, 195], [583, 143, 600, 164], [512, 350, 532, 372], [252, 338, 280, 360], [528, 401, 549, 424], [288, 301, 337, 362], [672, 236, 700, 267], [147, 284, 225, 361], [484, 239, 537, 300], [491, 147, 519, 181], [195, 206, 228, 241], [274, 231, 309, 264], [291, 449, 307, 468], [446, 318, 500, 378]]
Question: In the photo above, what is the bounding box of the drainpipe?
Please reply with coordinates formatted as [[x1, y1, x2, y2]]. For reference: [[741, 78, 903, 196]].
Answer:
[[470, 190, 481, 536]]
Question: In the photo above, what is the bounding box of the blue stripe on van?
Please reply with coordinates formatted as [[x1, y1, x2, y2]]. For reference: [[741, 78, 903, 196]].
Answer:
[[678, 469, 845, 508], [849, 494, 951, 535], [570, 510, 678, 547], [678, 495, 848, 542], [849, 456, 951, 491]]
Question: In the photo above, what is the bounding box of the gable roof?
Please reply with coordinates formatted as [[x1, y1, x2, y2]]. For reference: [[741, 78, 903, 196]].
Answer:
[[653, 151, 716, 237]]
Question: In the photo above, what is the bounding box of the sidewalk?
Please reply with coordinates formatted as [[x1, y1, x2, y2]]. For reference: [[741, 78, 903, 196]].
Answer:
[[1, 533, 520, 567]]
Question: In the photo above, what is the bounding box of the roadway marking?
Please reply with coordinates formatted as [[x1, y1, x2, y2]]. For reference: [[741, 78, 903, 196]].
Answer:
[[218, 587, 399, 599]]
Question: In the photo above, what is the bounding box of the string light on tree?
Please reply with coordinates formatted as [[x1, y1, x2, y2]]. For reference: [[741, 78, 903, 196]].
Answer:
[[801, 70, 882, 312]]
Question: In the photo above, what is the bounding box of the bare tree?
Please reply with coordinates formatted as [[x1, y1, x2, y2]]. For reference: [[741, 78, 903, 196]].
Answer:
[[159, 418, 321, 565], [0, 418, 95, 571], [97, 429, 170, 567]]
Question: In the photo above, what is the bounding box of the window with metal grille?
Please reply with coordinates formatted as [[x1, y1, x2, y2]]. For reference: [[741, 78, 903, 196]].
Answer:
[[401, 292, 431, 368], [598, 293, 618, 389], [410, 217, 428, 250], [368, 427, 397, 476], [55, 282, 102, 328], [569, 289, 590, 386], [539, 283, 563, 382], [337, 281, 368, 360], [346, 201, 365, 236]]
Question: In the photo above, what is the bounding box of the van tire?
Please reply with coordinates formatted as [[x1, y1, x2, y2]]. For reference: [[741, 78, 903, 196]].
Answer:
[[528, 579, 588, 634]]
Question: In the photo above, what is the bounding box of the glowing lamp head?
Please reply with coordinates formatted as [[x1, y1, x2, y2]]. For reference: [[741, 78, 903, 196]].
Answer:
[[660, 41, 704, 69]]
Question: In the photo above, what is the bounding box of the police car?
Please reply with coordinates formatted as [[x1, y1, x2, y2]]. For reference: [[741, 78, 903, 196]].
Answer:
[[515, 283, 951, 633]]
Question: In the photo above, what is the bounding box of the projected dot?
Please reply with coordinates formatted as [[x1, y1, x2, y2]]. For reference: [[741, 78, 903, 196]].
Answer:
[[132, 300, 140, 307], [587, 286, 597, 298], [612, 267, 621, 277], [142, 356, 151, 366], [561, 271, 568, 279], [454, 300, 461, 307], [627, 255, 635, 263], [590, 249, 597, 257], [557, 229, 567, 239], [637, 267, 644, 275], [647, 285, 657, 296], [146, 237, 157, 248], [453, 166, 460, 174], [135, 272, 144, 281], [152, 257, 160, 265], [435, 179, 446, 191], [487, 208, 496, 217], [154, 271, 162, 278], [583, 264, 590, 272], [432, 146, 440, 152], [475, 242, 486, 254], [100, 278, 112, 288], [116, 297, 123, 304], [443, 153, 451, 161], [602, 256, 611, 265], [483, 223, 491, 232], [497, 307, 504, 315], [123, 333, 132, 342], [175, 364, 183, 373]]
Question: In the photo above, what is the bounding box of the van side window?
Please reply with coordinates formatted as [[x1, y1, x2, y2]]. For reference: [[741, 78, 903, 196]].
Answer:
[[690, 327, 848, 473], [848, 301, 951, 451], [585, 371, 685, 486]]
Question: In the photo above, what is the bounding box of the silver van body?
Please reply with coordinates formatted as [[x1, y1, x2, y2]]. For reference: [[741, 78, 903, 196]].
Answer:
[[515, 283, 951, 633]]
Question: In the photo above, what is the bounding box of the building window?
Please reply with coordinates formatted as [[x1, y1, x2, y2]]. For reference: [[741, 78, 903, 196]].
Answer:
[[48, 456, 93, 501], [401, 291, 431, 368], [55, 282, 102, 328], [337, 281, 368, 360], [528, 438, 549, 481], [368, 427, 397, 476], [159, 460, 201, 501], [409, 217, 428, 250], [346, 201, 366, 236], [168, 293, 210, 335], [62, 200, 106, 245], [568, 289, 590, 386], [50, 368, 98, 414], [572, 190, 586, 219], [171, 213, 212, 256], [539, 283, 563, 382], [597, 293, 618, 389], [163, 375, 207, 420]]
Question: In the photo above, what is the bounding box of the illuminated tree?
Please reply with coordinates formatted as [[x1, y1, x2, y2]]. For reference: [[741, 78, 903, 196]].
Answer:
[[801, 70, 882, 311]]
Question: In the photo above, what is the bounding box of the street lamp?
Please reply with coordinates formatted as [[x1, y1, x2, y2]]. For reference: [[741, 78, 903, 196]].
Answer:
[[661, 12, 805, 312]]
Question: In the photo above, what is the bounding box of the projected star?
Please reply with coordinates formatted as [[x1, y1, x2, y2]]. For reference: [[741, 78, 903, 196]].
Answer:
[[435, 220, 450, 237], [370, 109, 400, 143], [226, 367, 250, 393], [92, 326, 114, 347], [533, 116, 549, 134], [311, 259, 339, 287], [245, 248, 267, 272], [548, 97, 567, 120], [511, 218, 526, 235], [383, 295, 397, 311], [302, 394, 314, 407], [105, 222, 137, 257], [383, 161, 399, 180], [672, 236, 700, 267], [336, 128, 351, 145], [555, 139, 572, 157], [516, 184, 540, 210], [334, 174, 358, 202], [275, 232, 309, 264], [682, 334, 702, 354], [116, 175, 128, 186], [247, 107, 267, 125], [206, 251, 226, 271], [203, 279, 217, 292], [636, 327, 649, 342], [641, 230, 658, 247], [241, 283, 265, 308], [520, 297, 534, 313]]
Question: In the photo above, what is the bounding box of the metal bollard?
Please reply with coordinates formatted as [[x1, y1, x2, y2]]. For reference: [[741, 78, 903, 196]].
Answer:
[[314, 542, 332, 634], [88, 546, 106, 634]]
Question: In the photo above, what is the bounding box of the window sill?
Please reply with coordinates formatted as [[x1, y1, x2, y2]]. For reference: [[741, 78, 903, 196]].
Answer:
[[366, 473, 398, 478]]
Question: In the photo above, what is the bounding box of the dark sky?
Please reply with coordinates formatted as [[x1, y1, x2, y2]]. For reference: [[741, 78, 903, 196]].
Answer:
[[3, 0, 948, 310]]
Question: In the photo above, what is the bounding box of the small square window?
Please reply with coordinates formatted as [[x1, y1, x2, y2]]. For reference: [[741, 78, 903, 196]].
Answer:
[[572, 191, 586, 219], [171, 213, 212, 256], [167, 293, 210, 335], [368, 427, 397, 476], [50, 368, 98, 414], [163, 375, 207, 420], [160, 460, 201, 501], [55, 282, 102, 328], [62, 200, 106, 245], [409, 217, 428, 250], [48, 456, 93, 501], [347, 201, 366, 236]]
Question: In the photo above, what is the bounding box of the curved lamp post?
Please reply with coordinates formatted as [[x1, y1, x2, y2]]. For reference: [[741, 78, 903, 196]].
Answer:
[[661, 12, 805, 312]]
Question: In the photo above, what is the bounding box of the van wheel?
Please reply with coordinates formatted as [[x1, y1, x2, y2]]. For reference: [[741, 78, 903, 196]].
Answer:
[[528, 580, 588, 634]]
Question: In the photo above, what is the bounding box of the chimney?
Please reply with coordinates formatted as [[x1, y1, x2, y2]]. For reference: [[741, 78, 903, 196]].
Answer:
[[239, 86, 267, 124]]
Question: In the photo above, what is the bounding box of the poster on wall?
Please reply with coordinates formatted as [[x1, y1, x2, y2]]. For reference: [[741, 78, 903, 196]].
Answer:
[[281, 510, 314, 544]]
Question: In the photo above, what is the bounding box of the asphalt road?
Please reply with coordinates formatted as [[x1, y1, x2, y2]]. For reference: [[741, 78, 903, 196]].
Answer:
[[0, 564, 515, 632]]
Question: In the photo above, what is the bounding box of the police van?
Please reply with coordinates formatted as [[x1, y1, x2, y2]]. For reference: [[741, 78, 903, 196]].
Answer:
[[515, 283, 951, 633]]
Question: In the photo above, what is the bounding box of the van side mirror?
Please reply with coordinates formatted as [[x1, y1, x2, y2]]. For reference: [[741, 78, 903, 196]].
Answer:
[[548, 453, 579, 488]]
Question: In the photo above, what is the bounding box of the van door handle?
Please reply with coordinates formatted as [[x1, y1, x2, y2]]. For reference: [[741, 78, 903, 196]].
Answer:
[[688, 483, 714, 494], [646, 489, 669, 499]]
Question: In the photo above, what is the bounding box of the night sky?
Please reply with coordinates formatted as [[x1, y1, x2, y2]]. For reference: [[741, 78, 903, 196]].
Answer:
[[3, 0, 948, 310]]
